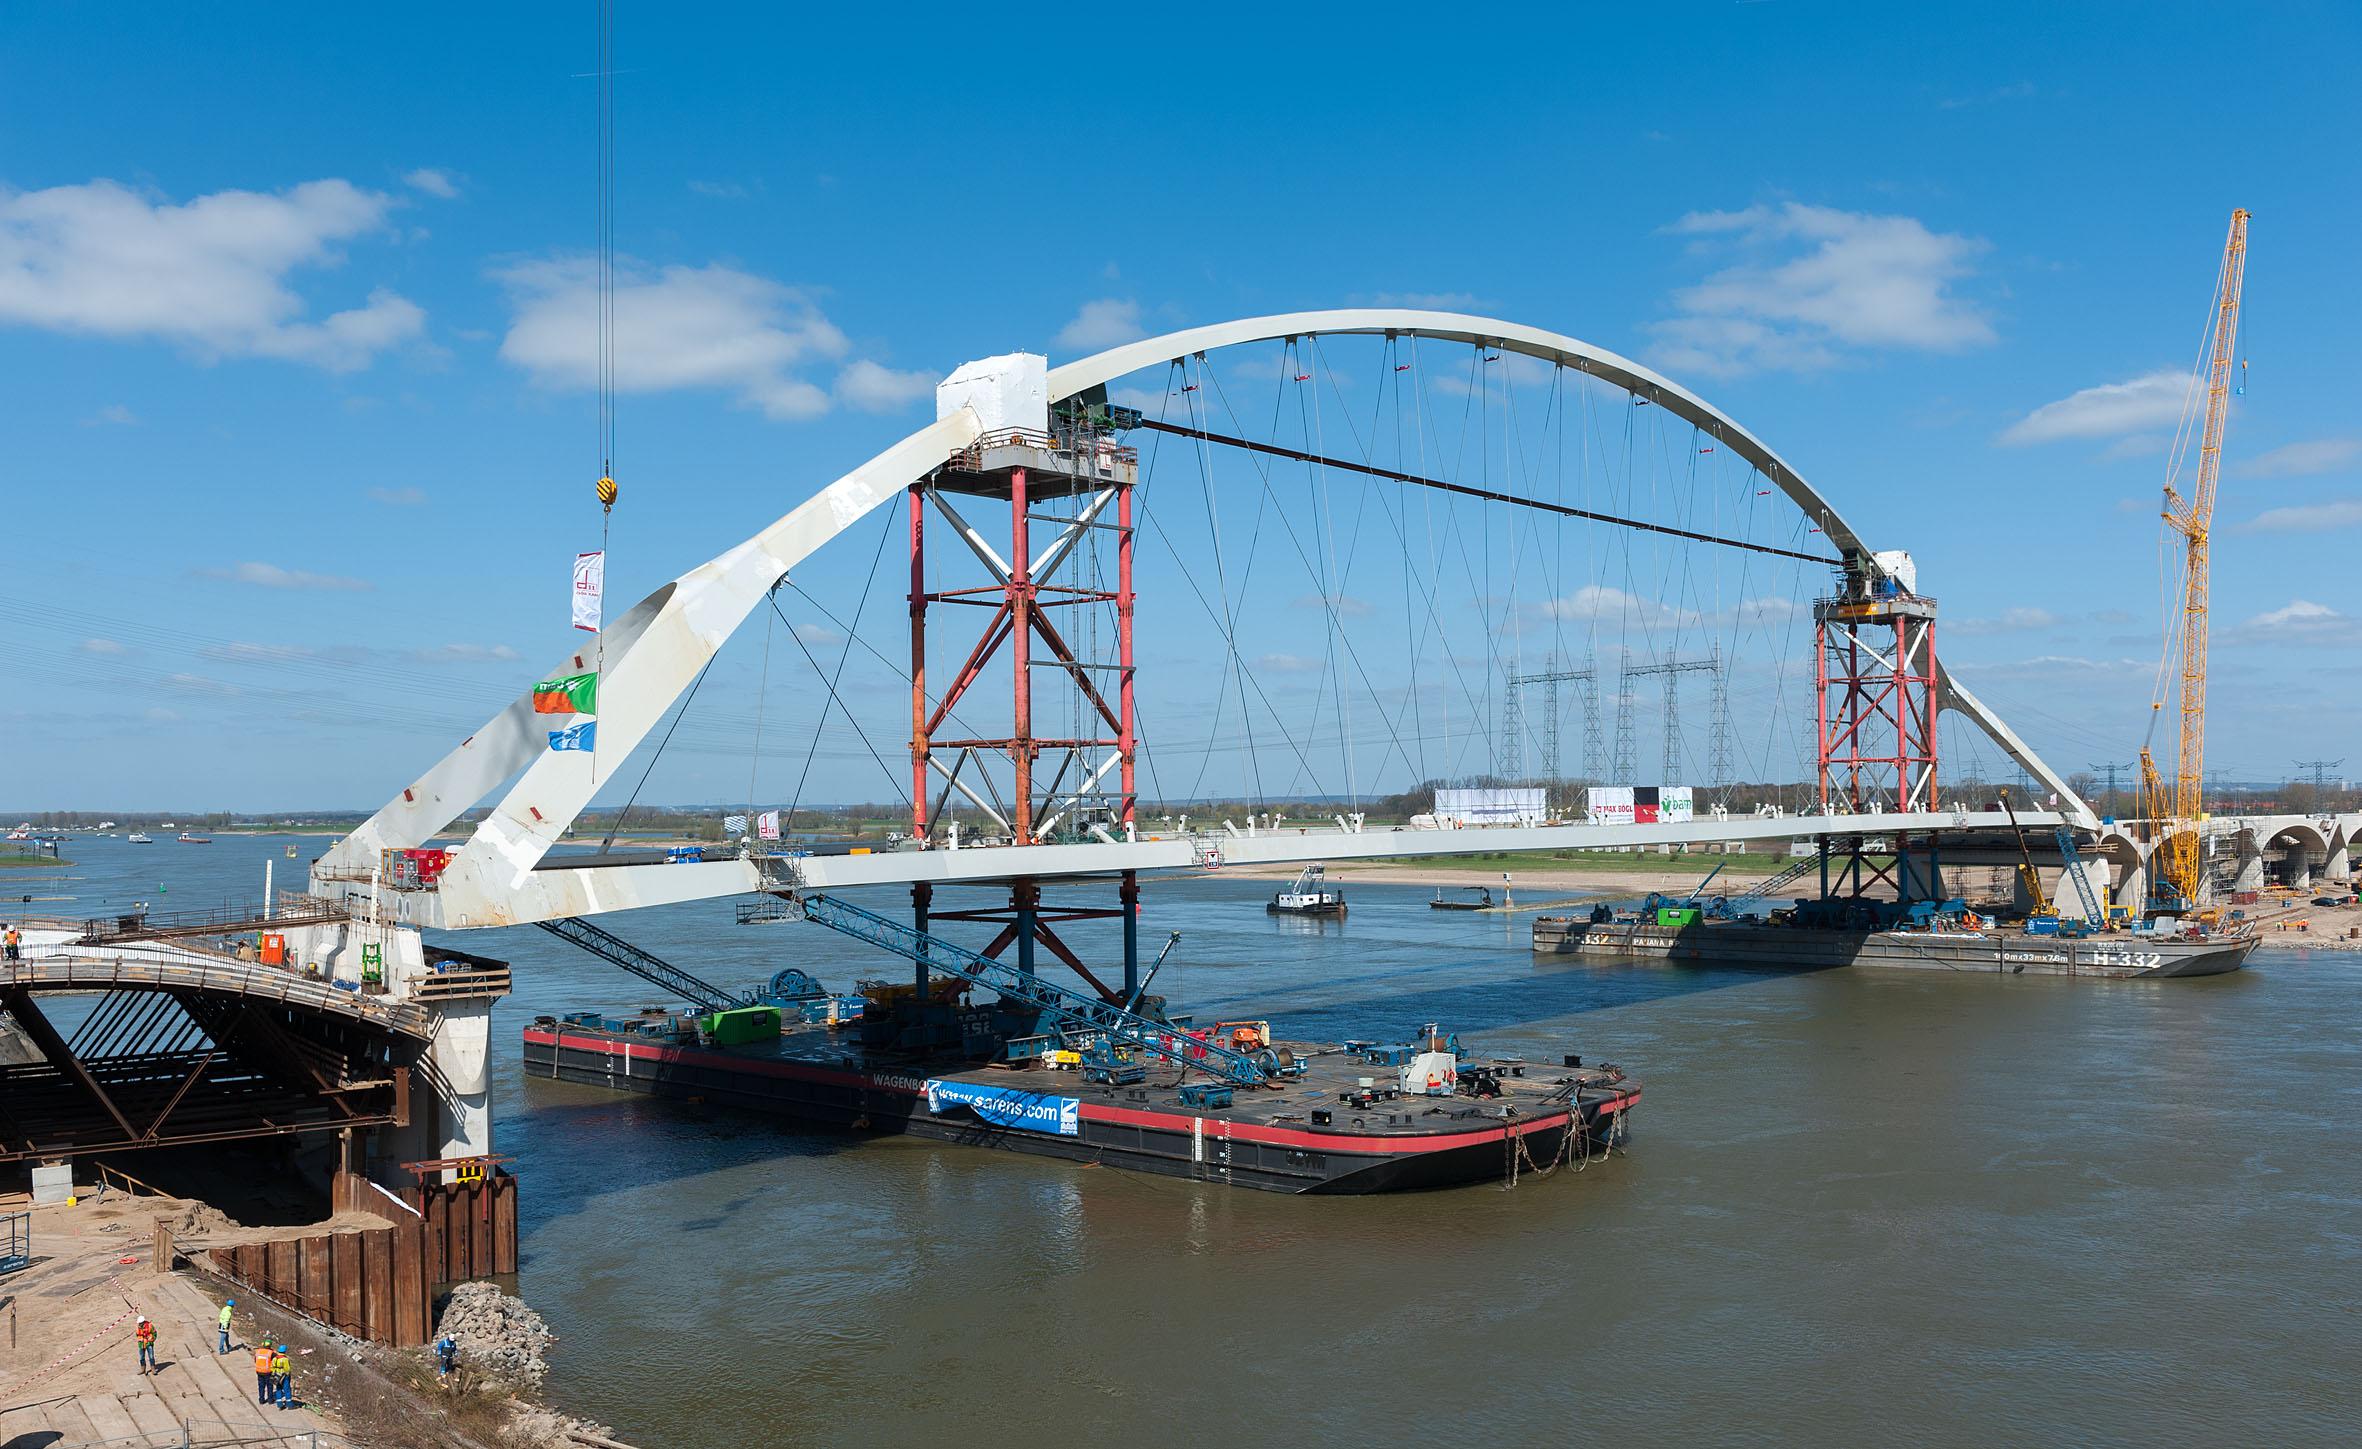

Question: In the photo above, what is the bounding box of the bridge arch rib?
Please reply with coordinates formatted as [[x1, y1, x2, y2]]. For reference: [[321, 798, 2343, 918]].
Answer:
[[1049, 311, 2090, 826], [321, 309, 2090, 925]]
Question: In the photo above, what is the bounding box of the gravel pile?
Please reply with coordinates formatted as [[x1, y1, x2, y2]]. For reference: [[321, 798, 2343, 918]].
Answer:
[[434, 1281, 555, 1386]]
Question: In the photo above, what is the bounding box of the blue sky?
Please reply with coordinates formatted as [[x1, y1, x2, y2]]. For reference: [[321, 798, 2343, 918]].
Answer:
[[4, 2, 2358, 812]]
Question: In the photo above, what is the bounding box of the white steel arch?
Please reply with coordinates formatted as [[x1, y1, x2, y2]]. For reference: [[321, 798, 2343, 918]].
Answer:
[[1052, 311, 2090, 826], [319, 310, 2091, 927]]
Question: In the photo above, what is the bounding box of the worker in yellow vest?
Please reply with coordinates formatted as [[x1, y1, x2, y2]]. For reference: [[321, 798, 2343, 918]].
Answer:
[[253, 1343, 275, 1403], [271, 1344, 293, 1408], [218, 1298, 235, 1354], [134, 1316, 158, 1376]]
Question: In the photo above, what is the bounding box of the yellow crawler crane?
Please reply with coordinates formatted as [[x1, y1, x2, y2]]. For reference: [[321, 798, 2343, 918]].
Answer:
[[2143, 207, 2248, 909]]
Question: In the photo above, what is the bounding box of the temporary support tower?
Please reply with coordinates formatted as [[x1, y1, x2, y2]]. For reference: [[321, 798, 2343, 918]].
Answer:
[[904, 388, 1147, 1003], [1814, 557, 1941, 900]]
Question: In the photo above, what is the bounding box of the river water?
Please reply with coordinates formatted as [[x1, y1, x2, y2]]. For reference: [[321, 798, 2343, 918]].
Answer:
[[29, 836, 2358, 1445]]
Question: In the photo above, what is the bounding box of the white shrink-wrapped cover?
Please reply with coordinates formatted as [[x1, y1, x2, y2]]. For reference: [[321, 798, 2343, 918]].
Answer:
[[938, 352, 1049, 435]]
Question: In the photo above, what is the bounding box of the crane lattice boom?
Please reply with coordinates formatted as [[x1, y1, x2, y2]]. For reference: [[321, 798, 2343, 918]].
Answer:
[[2155, 208, 2248, 905]]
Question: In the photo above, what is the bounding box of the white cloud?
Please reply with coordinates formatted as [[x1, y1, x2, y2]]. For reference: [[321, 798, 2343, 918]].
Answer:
[[2235, 438, 2361, 479], [80, 403, 138, 427], [1537, 584, 1696, 628], [1950, 606, 2061, 637], [1646, 203, 1994, 376], [368, 485, 427, 506], [793, 623, 844, 646], [0, 177, 423, 370], [196, 561, 372, 592], [411, 643, 521, 663], [165, 672, 242, 696], [2000, 369, 2191, 445], [1290, 593, 1374, 618], [835, 359, 933, 412], [1055, 298, 1144, 352], [1254, 652, 1322, 673], [495, 257, 848, 420], [403, 168, 459, 199], [2236, 499, 2362, 534], [78, 637, 128, 655], [686, 179, 750, 200], [2231, 599, 2348, 642]]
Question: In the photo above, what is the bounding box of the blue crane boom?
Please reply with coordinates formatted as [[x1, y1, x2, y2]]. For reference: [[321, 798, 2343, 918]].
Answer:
[[532, 915, 746, 1013], [2053, 829, 2108, 924], [793, 892, 1276, 1087]]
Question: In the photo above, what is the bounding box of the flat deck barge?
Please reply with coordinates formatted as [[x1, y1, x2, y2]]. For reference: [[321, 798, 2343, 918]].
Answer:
[[523, 1016, 1639, 1194], [1533, 916, 2253, 978]]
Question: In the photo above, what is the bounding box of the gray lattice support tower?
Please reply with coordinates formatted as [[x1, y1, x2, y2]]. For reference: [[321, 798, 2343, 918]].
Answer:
[[1707, 645, 1732, 797], [1507, 653, 1599, 785], [1612, 650, 1638, 784], [1622, 649, 1721, 786]]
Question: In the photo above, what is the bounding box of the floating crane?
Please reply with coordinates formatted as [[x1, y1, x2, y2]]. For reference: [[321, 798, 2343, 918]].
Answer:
[[2141, 208, 2249, 909]]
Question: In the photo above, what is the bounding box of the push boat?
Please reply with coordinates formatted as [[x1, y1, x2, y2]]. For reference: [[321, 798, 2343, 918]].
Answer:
[[1268, 863, 1347, 917], [176, 833, 213, 844], [1429, 886, 1493, 911]]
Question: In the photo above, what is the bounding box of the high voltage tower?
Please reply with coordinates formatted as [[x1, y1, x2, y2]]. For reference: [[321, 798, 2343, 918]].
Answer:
[[1615, 645, 1731, 795], [1502, 652, 1602, 785], [2294, 758, 2344, 793], [2089, 761, 2131, 807]]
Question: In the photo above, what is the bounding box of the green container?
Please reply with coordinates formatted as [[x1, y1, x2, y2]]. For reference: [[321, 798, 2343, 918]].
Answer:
[[1656, 907, 1701, 928], [704, 1005, 782, 1045]]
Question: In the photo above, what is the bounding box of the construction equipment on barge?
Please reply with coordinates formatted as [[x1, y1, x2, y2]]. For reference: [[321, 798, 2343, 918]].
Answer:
[[528, 890, 1636, 1194]]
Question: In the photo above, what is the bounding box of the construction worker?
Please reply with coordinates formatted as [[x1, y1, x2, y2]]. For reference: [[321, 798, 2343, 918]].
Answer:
[[3, 924, 19, 962], [435, 1331, 459, 1382], [254, 1342, 275, 1403], [271, 1343, 292, 1408], [135, 1316, 158, 1376], [218, 1298, 235, 1354]]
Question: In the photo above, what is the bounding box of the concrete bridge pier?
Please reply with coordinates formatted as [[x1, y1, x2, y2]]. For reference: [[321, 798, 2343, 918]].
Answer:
[[2327, 841, 2351, 885], [2232, 841, 2267, 893], [281, 920, 499, 1189], [2009, 858, 2111, 920]]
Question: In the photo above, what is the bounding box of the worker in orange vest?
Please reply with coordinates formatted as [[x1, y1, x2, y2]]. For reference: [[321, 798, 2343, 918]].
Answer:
[[3, 925, 19, 962], [135, 1316, 158, 1376], [253, 1343, 276, 1403]]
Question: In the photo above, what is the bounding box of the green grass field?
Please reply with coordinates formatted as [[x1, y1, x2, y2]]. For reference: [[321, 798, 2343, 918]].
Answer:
[[0, 852, 68, 869]]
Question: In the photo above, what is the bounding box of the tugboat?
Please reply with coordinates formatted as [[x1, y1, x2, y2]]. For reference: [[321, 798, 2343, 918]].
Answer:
[[1268, 863, 1347, 917], [176, 832, 214, 844], [126, 832, 154, 844], [1429, 886, 1493, 911]]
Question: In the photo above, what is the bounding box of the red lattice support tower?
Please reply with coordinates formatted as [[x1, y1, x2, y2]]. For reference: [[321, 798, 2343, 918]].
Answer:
[[909, 428, 1137, 847], [1815, 584, 1939, 816]]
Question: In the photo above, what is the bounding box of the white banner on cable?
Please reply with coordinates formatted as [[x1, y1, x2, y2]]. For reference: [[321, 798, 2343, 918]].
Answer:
[[571, 550, 605, 633]]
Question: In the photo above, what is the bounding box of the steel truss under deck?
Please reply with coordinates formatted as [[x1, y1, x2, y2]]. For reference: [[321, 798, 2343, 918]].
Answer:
[[0, 983, 413, 1164]]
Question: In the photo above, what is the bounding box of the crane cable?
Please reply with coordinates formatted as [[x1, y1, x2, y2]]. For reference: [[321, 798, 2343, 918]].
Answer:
[[590, 0, 619, 783]]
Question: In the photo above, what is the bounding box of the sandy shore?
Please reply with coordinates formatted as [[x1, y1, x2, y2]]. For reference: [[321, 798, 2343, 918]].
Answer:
[[1212, 858, 1779, 896]]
